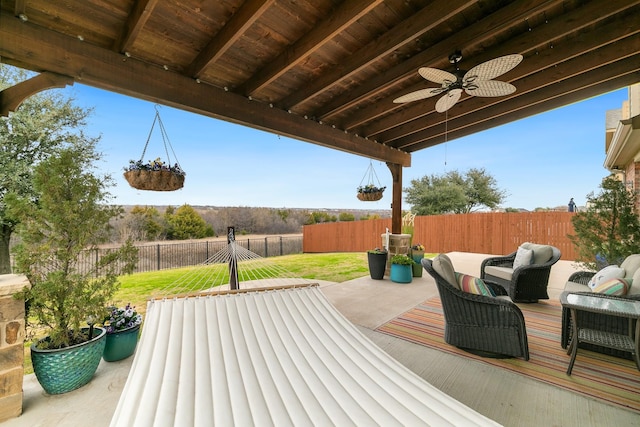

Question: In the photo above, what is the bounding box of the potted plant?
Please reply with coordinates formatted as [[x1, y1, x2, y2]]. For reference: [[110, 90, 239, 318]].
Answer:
[[357, 184, 386, 201], [124, 157, 186, 191], [7, 145, 138, 394], [102, 304, 143, 362], [367, 248, 388, 279], [411, 244, 425, 277], [390, 254, 414, 283]]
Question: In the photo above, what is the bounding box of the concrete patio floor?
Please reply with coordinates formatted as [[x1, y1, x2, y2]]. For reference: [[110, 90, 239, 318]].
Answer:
[[3, 252, 639, 426]]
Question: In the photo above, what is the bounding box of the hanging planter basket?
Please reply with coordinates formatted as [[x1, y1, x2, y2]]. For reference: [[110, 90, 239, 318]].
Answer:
[[357, 190, 384, 201], [357, 161, 385, 202], [123, 105, 185, 192], [124, 169, 185, 191]]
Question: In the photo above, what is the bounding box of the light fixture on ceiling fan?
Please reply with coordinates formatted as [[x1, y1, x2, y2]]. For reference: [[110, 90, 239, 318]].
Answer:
[[393, 51, 523, 112]]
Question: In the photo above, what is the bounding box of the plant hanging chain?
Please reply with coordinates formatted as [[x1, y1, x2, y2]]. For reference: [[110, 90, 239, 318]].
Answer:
[[139, 105, 182, 171]]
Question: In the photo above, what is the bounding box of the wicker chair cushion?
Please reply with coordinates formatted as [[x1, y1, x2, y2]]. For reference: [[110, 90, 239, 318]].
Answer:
[[588, 265, 625, 289], [520, 242, 553, 265], [592, 278, 630, 296], [432, 254, 457, 288], [621, 254, 640, 275], [455, 273, 495, 296], [513, 247, 534, 269], [482, 265, 512, 281]]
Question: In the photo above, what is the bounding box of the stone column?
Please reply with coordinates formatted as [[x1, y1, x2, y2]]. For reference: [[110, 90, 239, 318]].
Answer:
[[382, 233, 412, 276], [0, 274, 29, 423]]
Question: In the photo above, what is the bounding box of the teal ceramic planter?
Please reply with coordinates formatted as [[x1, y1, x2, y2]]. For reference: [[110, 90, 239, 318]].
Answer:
[[31, 327, 106, 395], [103, 324, 141, 362], [390, 264, 413, 283]]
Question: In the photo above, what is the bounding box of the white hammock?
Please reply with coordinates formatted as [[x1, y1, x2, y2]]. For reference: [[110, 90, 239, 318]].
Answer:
[[110, 285, 500, 426]]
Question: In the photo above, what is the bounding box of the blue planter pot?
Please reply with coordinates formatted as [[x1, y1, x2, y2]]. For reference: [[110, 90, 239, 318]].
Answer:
[[390, 264, 413, 283], [103, 324, 141, 362], [31, 327, 106, 395]]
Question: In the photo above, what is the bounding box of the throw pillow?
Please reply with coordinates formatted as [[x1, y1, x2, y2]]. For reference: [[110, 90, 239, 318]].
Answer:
[[592, 278, 631, 296], [587, 265, 626, 290], [432, 254, 457, 288], [455, 272, 495, 297], [513, 246, 534, 269]]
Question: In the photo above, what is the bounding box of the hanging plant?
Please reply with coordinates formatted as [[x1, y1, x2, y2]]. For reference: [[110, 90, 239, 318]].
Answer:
[[123, 105, 186, 191], [357, 161, 385, 201]]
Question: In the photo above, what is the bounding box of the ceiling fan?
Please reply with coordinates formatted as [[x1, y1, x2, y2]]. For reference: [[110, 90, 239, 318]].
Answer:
[[393, 51, 523, 112]]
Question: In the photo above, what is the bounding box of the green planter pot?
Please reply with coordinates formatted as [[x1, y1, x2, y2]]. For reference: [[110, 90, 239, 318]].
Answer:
[[390, 264, 413, 283], [103, 324, 141, 362], [31, 327, 106, 395], [367, 251, 387, 280], [412, 262, 423, 277]]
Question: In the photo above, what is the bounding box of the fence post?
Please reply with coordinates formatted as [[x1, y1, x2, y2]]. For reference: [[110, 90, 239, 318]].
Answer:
[[157, 244, 161, 271], [265, 237, 268, 257], [206, 241, 209, 262], [279, 236, 283, 256]]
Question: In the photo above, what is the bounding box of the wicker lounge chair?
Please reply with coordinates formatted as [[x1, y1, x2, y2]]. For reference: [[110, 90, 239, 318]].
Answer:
[[561, 254, 640, 358], [480, 243, 561, 302], [422, 257, 529, 360]]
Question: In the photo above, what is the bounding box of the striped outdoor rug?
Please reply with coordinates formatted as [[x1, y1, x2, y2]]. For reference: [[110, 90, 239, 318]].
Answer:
[[376, 297, 640, 413]]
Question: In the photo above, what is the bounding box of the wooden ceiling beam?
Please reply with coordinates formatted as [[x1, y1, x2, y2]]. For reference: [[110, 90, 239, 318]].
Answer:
[[115, 0, 159, 53], [238, 0, 385, 96], [278, 0, 475, 111], [186, 0, 275, 79], [0, 72, 73, 116], [314, 0, 565, 121], [0, 13, 410, 166], [372, 18, 640, 144], [347, 1, 640, 135], [398, 55, 640, 151]]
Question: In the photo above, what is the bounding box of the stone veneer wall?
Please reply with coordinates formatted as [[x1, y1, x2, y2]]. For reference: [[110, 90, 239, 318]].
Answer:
[[381, 233, 411, 275], [0, 274, 29, 423]]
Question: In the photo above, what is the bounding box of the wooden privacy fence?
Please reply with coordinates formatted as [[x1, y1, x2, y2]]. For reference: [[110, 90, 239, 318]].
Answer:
[[303, 212, 577, 260]]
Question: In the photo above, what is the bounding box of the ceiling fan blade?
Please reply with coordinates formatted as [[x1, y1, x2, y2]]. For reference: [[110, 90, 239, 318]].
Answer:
[[463, 54, 523, 82], [393, 88, 445, 103], [465, 80, 516, 97], [435, 89, 462, 112], [418, 67, 457, 85]]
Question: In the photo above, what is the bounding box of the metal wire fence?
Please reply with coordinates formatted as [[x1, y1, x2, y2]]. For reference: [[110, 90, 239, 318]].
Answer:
[[62, 236, 303, 275]]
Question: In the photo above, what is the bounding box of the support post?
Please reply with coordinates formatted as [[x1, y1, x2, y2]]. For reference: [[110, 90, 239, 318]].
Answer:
[[227, 227, 239, 290], [386, 162, 403, 234]]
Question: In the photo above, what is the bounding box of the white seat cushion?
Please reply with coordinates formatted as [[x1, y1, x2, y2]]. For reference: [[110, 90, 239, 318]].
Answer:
[[483, 265, 513, 282], [520, 242, 553, 265]]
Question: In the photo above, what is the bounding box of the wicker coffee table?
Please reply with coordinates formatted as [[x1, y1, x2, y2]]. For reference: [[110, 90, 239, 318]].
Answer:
[[561, 292, 640, 375]]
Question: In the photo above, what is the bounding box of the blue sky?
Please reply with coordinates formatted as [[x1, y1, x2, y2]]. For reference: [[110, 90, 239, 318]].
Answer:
[[66, 83, 628, 211]]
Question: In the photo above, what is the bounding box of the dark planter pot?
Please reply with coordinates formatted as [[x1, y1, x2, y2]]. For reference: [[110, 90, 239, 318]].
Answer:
[[31, 327, 106, 395], [103, 324, 141, 362], [390, 264, 413, 283], [367, 252, 387, 279]]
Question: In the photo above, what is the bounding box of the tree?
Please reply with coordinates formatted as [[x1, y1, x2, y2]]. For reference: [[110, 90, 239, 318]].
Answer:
[[0, 65, 93, 273], [164, 204, 215, 239], [339, 212, 355, 221], [569, 175, 640, 270], [123, 206, 166, 241], [7, 143, 137, 348], [404, 168, 505, 215]]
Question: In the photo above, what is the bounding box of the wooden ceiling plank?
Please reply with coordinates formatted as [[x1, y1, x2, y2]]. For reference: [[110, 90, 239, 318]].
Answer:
[[238, 0, 385, 96], [115, 0, 160, 53], [278, 0, 476, 110], [342, 0, 639, 133], [0, 12, 409, 166], [369, 13, 640, 142], [186, 0, 276, 79], [314, 0, 565, 121], [397, 53, 640, 150]]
